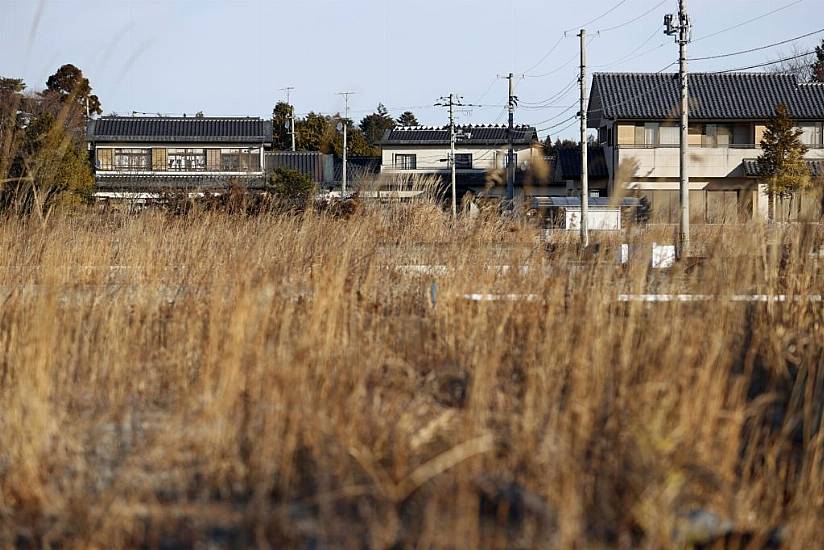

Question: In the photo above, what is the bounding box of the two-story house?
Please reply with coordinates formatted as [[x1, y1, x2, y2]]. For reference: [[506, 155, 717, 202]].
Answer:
[[379, 125, 539, 195], [87, 116, 273, 200], [587, 73, 824, 223]]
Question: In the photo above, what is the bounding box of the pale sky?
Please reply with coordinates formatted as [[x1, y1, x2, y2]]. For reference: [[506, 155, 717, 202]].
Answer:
[[1, 0, 820, 140]]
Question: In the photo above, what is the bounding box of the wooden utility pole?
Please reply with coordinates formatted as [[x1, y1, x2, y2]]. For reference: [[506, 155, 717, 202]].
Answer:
[[666, 0, 691, 257], [579, 29, 589, 248]]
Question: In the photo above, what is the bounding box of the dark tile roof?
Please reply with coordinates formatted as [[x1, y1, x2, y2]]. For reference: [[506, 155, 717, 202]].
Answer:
[[588, 73, 824, 125], [380, 125, 538, 146], [743, 158, 824, 178], [555, 147, 609, 180], [88, 117, 273, 144]]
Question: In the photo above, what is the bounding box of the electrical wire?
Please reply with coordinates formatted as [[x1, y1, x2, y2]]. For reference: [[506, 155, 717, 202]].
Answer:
[[522, 36, 566, 75], [711, 50, 816, 74], [563, 0, 630, 34], [595, 0, 668, 33], [519, 77, 578, 107], [692, 0, 805, 43], [592, 28, 661, 69], [532, 102, 579, 126], [690, 28, 824, 61], [538, 116, 579, 136]]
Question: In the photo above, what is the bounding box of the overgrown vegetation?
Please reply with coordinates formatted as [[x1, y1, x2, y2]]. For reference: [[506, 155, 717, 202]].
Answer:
[[0, 203, 823, 547], [0, 64, 98, 217]]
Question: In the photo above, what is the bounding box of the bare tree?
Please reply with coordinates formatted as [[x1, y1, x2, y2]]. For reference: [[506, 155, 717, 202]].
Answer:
[[768, 43, 815, 82]]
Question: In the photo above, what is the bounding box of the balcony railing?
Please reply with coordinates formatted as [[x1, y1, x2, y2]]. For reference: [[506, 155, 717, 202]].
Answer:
[[614, 143, 824, 150]]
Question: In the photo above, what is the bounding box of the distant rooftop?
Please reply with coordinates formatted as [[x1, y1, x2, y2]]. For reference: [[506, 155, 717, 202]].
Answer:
[[380, 124, 538, 146], [588, 73, 824, 126], [87, 116, 273, 144]]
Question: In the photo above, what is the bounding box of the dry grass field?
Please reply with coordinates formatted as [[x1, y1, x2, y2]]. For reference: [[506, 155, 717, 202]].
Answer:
[[1, 202, 823, 548]]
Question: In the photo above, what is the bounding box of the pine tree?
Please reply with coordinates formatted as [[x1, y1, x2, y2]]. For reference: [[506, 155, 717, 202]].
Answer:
[[396, 111, 419, 126], [358, 103, 395, 149], [45, 64, 101, 115], [757, 103, 810, 220]]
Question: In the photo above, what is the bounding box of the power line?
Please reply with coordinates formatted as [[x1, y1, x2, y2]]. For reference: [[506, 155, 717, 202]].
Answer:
[[537, 113, 578, 133], [595, 0, 668, 33], [522, 36, 566, 75], [693, 0, 804, 43], [711, 50, 816, 74], [538, 116, 579, 136], [520, 77, 578, 106], [593, 28, 661, 68], [690, 28, 824, 61], [532, 102, 578, 126], [563, 0, 630, 34], [525, 36, 597, 78], [523, 0, 631, 75]]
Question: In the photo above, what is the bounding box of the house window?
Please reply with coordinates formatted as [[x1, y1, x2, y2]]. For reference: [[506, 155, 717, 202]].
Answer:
[[644, 123, 659, 146], [168, 149, 207, 171], [113, 148, 151, 170], [394, 154, 417, 170], [96, 148, 114, 170], [454, 153, 473, 169], [800, 123, 823, 147], [220, 148, 261, 171], [659, 125, 679, 146]]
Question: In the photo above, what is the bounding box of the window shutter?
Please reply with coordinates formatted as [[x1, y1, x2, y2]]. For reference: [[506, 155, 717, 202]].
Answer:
[[207, 149, 221, 171], [97, 148, 113, 169], [152, 148, 167, 171]]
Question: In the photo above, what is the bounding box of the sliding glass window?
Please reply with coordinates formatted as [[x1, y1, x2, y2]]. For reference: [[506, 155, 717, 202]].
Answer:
[[168, 149, 207, 171], [113, 148, 151, 170]]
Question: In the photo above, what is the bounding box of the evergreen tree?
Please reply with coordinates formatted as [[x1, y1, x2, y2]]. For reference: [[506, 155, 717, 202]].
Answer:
[[358, 103, 395, 149], [272, 101, 293, 150], [396, 111, 419, 126], [45, 64, 101, 116], [757, 103, 810, 220], [812, 39, 824, 83], [295, 112, 329, 152]]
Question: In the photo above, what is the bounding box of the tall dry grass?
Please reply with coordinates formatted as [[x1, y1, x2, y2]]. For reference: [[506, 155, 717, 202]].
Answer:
[[0, 202, 823, 548]]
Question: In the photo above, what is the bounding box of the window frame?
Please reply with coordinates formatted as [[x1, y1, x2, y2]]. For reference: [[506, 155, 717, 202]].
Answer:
[[394, 154, 417, 170], [454, 153, 473, 169]]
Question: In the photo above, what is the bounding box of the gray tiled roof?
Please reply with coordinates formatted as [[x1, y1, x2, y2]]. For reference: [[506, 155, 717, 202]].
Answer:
[[743, 158, 824, 178], [381, 125, 538, 146], [588, 73, 824, 126], [88, 117, 273, 143]]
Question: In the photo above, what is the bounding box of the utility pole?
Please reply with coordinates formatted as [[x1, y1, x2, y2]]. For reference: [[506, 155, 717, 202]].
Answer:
[[279, 87, 296, 151], [435, 94, 479, 218], [337, 91, 355, 196], [579, 29, 589, 248], [665, 0, 691, 258], [506, 73, 517, 208], [494, 74, 523, 211]]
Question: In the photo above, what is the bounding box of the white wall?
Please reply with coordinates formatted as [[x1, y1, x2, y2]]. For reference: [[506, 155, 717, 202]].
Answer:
[[380, 144, 534, 173]]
